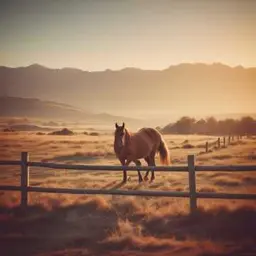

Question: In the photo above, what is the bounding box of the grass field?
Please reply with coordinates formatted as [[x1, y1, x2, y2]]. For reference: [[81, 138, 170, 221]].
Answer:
[[0, 130, 256, 256]]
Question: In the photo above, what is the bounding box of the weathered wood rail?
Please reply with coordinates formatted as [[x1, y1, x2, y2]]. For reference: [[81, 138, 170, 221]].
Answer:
[[0, 152, 256, 214]]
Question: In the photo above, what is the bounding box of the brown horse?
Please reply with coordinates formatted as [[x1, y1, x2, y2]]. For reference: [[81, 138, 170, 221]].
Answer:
[[114, 123, 170, 183]]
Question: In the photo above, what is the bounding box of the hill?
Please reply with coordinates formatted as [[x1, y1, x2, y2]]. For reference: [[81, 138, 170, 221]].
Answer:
[[0, 96, 142, 125]]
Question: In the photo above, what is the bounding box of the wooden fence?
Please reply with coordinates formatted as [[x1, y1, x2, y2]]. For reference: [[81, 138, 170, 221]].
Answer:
[[0, 152, 256, 214]]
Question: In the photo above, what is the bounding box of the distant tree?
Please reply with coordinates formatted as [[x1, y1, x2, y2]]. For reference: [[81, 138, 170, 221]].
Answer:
[[161, 115, 256, 135], [206, 117, 218, 134], [217, 118, 237, 135], [238, 116, 256, 135], [161, 122, 176, 134], [194, 119, 207, 134], [175, 116, 196, 134]]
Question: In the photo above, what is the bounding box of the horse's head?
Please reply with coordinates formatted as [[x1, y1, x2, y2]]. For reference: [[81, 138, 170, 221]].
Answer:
[[114, 122, 126, 148]]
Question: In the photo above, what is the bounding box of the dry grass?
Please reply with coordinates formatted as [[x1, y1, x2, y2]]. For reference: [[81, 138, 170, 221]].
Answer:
[[0, 130, 256, 255], [0, 202, 255, 256]]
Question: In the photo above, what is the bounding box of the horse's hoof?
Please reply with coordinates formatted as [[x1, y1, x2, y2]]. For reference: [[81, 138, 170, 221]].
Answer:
[[150, 178, 155, 183], [144, 176, 149, 181], [123, 176, 131, 183]]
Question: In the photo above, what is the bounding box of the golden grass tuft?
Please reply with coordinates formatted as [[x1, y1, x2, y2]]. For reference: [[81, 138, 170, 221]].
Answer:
[[84, 195, 111, 210]]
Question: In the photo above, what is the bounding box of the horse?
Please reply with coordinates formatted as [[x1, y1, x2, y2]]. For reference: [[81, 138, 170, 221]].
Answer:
[[114, 122, 170, 183]]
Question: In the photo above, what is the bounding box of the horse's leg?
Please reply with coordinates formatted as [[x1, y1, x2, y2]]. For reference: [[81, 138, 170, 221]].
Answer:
[[144, 157, 151, 181], [144, 152, 156, 182], [133, 160, 143, 183], [122, 159, 131, 183], [120, 159, 127, 183], [150, 154, 156, 182]]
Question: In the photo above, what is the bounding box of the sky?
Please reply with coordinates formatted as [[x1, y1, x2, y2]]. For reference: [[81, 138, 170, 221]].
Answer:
[[0, 0, 256, 71]]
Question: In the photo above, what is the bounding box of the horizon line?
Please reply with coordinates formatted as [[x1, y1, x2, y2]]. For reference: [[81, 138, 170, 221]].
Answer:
[[0, 61, 255, 72]]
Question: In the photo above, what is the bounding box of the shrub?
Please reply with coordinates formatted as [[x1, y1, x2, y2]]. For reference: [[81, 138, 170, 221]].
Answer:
[[182, 143, 194, 149], [2, 127, 15, 132], [89, 132, 99, 136], [48, 128, 74, 135], [36, 132, 45, 135]]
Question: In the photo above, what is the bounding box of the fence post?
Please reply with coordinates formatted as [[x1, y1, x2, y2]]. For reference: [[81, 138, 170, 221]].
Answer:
[[188, 155, 197, 214], [205, 142, 208, 153], [217, 138, 220, 148], [21, 152, 29, 208]]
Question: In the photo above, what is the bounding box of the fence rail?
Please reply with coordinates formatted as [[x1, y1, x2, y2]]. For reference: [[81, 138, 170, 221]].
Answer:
[[0, 152, 256, 214]]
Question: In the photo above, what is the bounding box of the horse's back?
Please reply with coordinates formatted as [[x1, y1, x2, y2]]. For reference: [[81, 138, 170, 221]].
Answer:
[[125, 127, 162, 160], [137, 127, 161, 141], [134, 128, 162, 150]]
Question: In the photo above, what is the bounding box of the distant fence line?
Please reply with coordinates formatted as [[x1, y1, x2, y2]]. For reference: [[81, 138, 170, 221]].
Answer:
[[0, 152, 256, 214], [204, 135, 243, 153]]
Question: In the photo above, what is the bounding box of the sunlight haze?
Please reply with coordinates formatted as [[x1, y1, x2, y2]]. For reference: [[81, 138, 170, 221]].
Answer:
[[1, 0, 256, 71]]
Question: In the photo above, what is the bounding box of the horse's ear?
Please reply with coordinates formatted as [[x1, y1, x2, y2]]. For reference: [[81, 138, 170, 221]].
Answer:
[[122, 122, 125, 129], [115, 123, 118, 129]]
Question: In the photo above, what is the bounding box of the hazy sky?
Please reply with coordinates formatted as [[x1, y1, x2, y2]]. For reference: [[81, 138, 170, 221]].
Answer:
[[1, 0, 256, 71]]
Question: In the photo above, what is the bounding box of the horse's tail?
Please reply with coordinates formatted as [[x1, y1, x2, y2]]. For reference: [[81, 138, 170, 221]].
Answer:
[[158, 136, 170, 165]]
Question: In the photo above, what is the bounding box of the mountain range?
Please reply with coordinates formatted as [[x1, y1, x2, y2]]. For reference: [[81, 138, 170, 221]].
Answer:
[[0, 63, 255, 123]]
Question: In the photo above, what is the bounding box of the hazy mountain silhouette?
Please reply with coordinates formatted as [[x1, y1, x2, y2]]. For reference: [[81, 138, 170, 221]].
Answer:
[[0, 63, 255, 120]]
